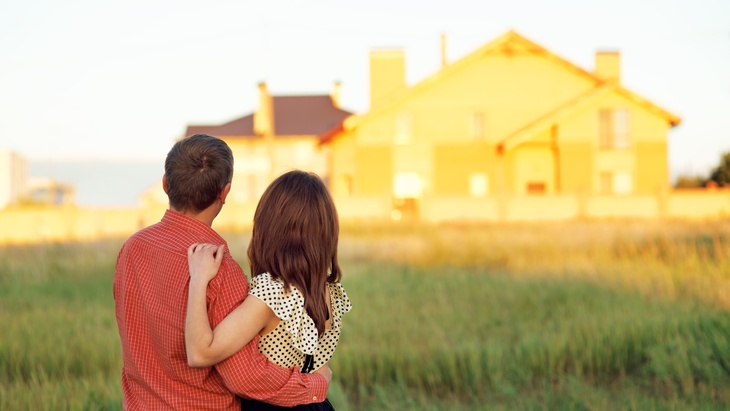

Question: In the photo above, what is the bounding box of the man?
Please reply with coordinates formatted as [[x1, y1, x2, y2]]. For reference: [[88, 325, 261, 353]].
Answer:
[[114, 134, 330, 410]]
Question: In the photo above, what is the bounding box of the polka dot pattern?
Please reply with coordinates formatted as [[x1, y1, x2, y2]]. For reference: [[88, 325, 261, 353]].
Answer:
[[249, 273, 352, 373]]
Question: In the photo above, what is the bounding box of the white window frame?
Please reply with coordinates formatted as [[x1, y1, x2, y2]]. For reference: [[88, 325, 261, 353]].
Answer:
[[394, 113, 413, 145], [599, 108, 630, 150], [469, 173, 489, 197], [470, 112, 485, 139]]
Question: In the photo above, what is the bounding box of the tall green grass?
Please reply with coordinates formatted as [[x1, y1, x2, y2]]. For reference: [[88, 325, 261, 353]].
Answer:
[[0, 241, 123, 410], [1, 220, 729, 410], [333, 264, 730, 410]]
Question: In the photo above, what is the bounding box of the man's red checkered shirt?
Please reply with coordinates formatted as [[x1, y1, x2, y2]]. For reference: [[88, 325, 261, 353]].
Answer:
[[113, 210, 327, 410]]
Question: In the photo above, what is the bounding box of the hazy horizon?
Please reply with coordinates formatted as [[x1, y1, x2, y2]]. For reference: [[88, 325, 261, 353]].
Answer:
[[29, 159, 162, 207]]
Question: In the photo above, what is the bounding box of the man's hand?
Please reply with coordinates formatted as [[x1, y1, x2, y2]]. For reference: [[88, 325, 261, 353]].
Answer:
[[313, 363, 332, 384]]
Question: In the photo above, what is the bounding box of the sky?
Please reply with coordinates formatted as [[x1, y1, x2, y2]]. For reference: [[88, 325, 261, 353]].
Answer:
[[1, 0, 729, 204]]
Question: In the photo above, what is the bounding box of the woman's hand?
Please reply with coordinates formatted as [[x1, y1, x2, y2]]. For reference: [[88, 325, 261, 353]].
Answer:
[[314, 363, 333, 384], [187, 243, 225, 284]]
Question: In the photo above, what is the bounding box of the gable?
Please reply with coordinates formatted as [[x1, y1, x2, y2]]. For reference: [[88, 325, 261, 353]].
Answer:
[[395, 42, 600, 143], [337, 30, 680, 147], [555, 87, 679, 144]]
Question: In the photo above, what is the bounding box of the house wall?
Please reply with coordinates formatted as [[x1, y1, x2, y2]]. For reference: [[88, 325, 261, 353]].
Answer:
[[557, 90, 671, 194], [327, 34, 680, 222], [328, 131, 356, 197], [338, 36, 678, 202], [557, 142, 593, 194], [225, 136, 327, 203], [432, 142, 492, 195], [412, 44, 597, 145], [0, 150, 28, 209], [510, 142, 555, 195], [635, 141, 668, 193], [354, 145, 392, 196], [336, 41, 600, 205]]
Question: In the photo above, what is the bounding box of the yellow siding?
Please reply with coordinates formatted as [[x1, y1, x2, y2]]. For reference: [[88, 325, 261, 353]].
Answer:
[[329, 132, 356, 197], [559, 143, 593, 193], [355, 116, 399, 145], [355, 145, 392, 196], [322, 32, 684, 221], [370, 50, 406, 109], [407, 48, 596, 144], [636, 142, 668, 193], [433, 143, 492, 195], [511, 145, 555, 195], [225, 136, 327, 202]]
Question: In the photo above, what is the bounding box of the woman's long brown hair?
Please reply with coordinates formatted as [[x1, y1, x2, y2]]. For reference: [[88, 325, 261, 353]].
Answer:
[[247, 170, 341, 336]]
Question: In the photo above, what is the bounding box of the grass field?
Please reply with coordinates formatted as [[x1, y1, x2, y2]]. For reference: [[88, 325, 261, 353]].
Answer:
[[1, 220, 729, 410]]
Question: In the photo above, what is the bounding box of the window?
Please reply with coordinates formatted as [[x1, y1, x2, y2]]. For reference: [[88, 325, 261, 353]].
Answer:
[[293, 142, 313, 165], [394, 113, 412, 145], [599, 171, 633, 195], [393, 172, 422, 198], [471, 112, 485, 139], [612, 172, 633, 195], [469, 173, 489, 197], [526, 181, 546, 195], [599, 109, 630, 149]]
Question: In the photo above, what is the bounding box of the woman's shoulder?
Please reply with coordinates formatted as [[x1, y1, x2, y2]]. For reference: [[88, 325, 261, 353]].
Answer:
[[328, 281, 352, 317], [249, 273, 303, 321], [250, 272, 282, 289]]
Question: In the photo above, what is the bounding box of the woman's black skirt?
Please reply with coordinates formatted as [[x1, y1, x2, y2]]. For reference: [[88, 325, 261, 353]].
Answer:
[[240, 398, 334, 411]]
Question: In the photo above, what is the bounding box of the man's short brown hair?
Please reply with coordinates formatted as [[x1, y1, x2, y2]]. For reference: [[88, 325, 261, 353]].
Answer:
[[164, 134, 233, 213]]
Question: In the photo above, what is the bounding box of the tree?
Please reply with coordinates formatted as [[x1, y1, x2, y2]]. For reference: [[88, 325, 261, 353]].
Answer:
[[707, 152, 730, 187], [674, 175, 704, 188]]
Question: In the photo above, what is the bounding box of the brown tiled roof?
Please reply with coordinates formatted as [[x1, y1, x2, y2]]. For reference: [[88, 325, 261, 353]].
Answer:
[[183, 95, 351, 138], [318, 120, 346, 145], [185, 115, 254, 138]]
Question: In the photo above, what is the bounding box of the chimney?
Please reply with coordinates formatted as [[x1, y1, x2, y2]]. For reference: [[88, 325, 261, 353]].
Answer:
[[441, 33, 447, 68], [331, 81, 342, 108], [254, 82, 274, 136], [369, 49, 405, 109], [595, 51, 620, 82]]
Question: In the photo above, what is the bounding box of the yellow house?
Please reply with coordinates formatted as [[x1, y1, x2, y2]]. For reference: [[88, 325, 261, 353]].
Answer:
[[185, 82, 352, 204], [320, 30, 682, 221]]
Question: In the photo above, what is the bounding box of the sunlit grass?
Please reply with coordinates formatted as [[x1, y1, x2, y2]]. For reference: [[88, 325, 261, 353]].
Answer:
[[331, 263, 730, 409], [1, 220, 729, 410]]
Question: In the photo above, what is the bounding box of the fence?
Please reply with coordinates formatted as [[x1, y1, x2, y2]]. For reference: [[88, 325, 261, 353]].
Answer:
[[0, 189, 728, 244]]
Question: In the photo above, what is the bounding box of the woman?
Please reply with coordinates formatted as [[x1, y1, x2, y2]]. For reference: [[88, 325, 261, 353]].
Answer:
[[185, 170, 351, 410]]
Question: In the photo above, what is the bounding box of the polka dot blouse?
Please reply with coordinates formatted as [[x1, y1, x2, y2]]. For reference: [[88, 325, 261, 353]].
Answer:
[[248, 272, 352, 373]]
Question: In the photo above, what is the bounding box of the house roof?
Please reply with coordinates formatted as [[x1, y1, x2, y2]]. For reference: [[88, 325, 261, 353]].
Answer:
[[185, 95, 352, 138], [186, 115, 254, 138], [318, 120, 347, 145], [322, 30, 680, 145]]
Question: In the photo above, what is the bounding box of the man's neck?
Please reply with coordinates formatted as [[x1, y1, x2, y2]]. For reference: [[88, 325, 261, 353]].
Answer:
[[170, 206, 217, 227]]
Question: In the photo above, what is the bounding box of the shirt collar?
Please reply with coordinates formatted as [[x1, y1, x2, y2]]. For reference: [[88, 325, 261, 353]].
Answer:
[[160, 209, 228, 247]]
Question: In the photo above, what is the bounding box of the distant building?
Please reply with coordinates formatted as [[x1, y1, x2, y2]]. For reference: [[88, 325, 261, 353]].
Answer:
[[320, 31, 682, 220], [183, 82, 352, 203], [25, 177, 75, 206], [0, 149, 28, 209]]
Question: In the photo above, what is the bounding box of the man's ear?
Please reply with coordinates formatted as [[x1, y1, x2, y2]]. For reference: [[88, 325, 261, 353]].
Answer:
[[219, 182, 231, 204], [162, 175, 169, 194]]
